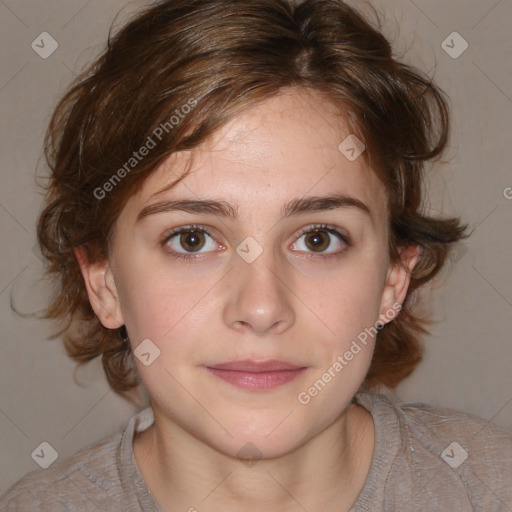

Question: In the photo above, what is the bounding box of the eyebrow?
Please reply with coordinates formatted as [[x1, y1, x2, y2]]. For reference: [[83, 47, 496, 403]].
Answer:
[[135, 193, 372, 224]]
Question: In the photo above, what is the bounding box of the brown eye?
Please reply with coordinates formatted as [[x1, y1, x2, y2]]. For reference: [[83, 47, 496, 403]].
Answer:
[[164, 227, 218, 256], [304, 231, 330, 252], [179, 230, 206, 252], [291, 226, 348, 256]]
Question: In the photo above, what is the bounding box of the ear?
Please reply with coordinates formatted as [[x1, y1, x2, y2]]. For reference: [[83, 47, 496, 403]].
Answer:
[[378, 244, 422, 326], [73, 245, 124, 329]]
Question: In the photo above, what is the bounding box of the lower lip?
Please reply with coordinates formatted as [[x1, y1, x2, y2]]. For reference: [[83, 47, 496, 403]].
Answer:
[[205, 367, 306, 390]]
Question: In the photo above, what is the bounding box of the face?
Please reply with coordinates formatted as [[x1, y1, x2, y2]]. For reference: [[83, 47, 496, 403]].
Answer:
[[79, 87, 416, 459]]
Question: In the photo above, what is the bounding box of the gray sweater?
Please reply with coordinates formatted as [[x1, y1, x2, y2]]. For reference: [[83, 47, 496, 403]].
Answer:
[[1, 392, 511, 511]]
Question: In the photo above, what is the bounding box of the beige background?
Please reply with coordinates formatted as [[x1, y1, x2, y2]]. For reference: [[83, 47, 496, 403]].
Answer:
[[1, 0, 511, 493]]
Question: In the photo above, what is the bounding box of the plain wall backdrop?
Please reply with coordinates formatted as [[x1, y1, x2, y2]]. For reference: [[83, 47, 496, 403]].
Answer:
[[1, 0, 511, 493]]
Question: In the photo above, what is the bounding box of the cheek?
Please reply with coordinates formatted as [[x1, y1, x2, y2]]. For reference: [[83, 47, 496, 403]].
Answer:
[[115, 261, 213, 347], [297, 270, 382, 407], [296, 264, 385, 390], [308, 265, 384, 335], [123, 278, 206, 401]]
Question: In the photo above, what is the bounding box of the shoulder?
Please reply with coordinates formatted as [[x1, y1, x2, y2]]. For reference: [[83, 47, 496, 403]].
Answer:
[[0, 431, 123, 511], [396, 396, 512, 463], [401, 397, 512, 507], [357, 392, 512, 510]]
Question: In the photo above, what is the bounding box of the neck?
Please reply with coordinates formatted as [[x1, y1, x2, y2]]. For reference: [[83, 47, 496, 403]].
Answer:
[[134, 402, 375, 512]]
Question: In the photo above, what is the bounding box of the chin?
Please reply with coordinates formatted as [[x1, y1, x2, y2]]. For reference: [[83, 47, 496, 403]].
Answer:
[[198, 411, 315, 461], [213, 431, 305, 462]]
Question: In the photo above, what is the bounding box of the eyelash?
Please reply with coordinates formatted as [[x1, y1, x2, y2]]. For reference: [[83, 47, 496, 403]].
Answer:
[[161, 223, 350, 261]]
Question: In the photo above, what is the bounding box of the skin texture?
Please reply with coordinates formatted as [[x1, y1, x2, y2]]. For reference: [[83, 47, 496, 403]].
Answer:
[[75, 86, 420, 511]]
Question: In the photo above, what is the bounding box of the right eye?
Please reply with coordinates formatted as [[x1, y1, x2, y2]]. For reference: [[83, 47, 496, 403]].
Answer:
[[162, 225, 223, 260]]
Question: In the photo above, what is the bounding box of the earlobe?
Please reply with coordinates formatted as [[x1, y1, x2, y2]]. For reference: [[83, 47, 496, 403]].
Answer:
[[73, 245, 124, 329], [378, 244, 422, 326]]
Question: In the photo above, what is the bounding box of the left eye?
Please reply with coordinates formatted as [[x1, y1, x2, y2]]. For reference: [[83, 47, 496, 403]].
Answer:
[[291, 228, 347, 254]]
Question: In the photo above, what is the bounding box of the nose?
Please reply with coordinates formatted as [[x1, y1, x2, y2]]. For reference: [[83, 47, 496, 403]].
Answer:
[[223, 251, 296, 337]]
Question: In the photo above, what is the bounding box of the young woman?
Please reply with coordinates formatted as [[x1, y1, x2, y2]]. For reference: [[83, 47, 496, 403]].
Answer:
[[1, 0, 511, 510]]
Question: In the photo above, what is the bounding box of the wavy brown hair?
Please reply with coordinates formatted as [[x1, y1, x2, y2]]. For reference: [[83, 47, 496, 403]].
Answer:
[[18, 0, 469, 404]]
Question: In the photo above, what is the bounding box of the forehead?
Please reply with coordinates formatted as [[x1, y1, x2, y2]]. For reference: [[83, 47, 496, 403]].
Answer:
[[122, 87, 387, 222]]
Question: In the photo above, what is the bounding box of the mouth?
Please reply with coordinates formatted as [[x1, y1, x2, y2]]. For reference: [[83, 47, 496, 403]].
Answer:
[[204, 359, 307, 390]]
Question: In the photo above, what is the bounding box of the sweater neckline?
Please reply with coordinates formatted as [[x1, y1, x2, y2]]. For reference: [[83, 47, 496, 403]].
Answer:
[[120, 392, 403, 511], [348, 392, 403, 511]]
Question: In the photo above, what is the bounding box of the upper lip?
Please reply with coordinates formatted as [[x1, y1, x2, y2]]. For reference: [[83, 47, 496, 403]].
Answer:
[[205, 359, 306, 372]]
